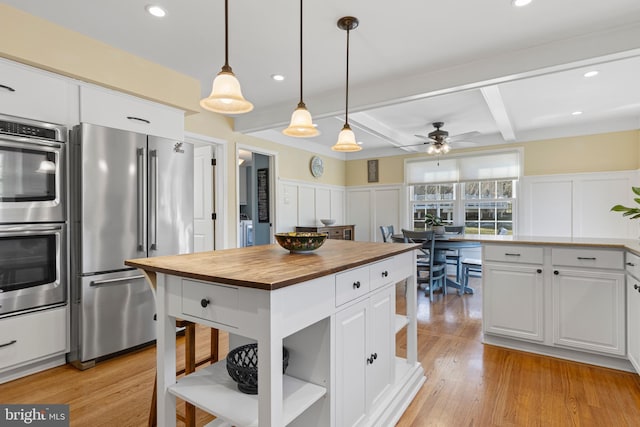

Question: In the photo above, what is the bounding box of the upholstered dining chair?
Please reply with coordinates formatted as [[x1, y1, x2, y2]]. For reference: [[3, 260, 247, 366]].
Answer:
[[401, 229, 447, 301], [379, 225, 395, 242], [444, 225, 465, 281]]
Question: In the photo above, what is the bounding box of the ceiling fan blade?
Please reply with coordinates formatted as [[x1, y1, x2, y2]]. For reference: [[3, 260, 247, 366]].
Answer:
[[448, 131, 481, 141], [414, 134, 436, 141], [395, 141, 431, 148]]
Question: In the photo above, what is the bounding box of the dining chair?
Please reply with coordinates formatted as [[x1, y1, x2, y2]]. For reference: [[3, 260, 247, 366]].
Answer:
[[460, 258, 482, 295], [401, 229, 447, 301], [444, 225, 465, 281], [379, 225, 395, 242]]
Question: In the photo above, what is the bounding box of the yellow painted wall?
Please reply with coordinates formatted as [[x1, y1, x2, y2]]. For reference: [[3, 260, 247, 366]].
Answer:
[[346, 130, 640, 186]]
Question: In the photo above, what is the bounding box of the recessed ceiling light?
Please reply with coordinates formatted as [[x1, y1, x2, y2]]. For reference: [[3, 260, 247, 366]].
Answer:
[[271, 74, 285, 82], [146, 5, 167, 18], [512, 0, 533, 7], [572, 111, 583, 116], [583, 70, 599, 78]]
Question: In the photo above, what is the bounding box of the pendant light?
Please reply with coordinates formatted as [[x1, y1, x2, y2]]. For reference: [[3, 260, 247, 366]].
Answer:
[[282, 0, 319, 137], [200, 0, 253, 115], [332, 16, 362, 152]]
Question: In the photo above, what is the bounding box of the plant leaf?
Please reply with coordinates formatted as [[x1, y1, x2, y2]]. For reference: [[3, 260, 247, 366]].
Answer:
[[632, 186, 640, 196]]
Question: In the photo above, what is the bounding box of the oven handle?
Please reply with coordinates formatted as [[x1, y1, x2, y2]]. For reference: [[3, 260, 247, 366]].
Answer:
[[0, 224, 63, 235], [90, 275, 145, 287], [0, 133, 62, 149]]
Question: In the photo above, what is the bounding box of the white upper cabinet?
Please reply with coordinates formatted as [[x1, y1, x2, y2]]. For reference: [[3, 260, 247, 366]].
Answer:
[[0, 59, 78, 125], [79, 85, 184, 140]]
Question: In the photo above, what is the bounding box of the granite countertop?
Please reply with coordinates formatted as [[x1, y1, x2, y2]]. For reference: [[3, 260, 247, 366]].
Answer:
[[125, 239, 420, 291], [450, 234, 640, 255]]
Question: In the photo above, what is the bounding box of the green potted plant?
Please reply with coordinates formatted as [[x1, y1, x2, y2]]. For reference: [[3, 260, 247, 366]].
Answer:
[[425, 213, 445, 235], [611, 186, 640, 219]]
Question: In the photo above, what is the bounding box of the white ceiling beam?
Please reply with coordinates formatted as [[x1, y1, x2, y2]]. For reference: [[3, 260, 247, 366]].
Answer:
[[348, 112, 416, 150], [480, 85, 516, 143]]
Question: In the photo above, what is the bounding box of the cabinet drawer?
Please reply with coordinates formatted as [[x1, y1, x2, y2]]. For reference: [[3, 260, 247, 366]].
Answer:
[[626, 251, 640, 279], [484, 245, 543, 264], [336, 266, 370, 307], [0, 307, 67, 371], [370, 258, 395, 291], [80, 85, 184, 140], [552, 248, 623, 270], [182, 280, 239, 327]]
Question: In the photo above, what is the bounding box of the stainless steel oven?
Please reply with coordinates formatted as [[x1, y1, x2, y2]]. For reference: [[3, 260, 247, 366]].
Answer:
[[0, 113, 66, 224], [0, 223, 66, 317]]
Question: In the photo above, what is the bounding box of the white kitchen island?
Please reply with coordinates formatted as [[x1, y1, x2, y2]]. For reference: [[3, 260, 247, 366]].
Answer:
[[125, 240, 425, 427]]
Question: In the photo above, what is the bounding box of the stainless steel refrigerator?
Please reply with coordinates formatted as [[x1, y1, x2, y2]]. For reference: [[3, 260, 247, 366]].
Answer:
[[68, 123, 193, 367]]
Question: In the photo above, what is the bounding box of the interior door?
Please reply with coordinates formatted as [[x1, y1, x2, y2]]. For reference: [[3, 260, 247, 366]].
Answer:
[[194, 145, 214, 251]]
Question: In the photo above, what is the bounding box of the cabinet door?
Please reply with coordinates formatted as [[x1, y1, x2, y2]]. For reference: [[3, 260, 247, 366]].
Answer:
[[627, 273, 640, 373], [335, 300, 368, 427], [483, 263, 544, 341], [367, 286, 395, 411], [0, 59, 78, 125], [553, 269, 626, 355]]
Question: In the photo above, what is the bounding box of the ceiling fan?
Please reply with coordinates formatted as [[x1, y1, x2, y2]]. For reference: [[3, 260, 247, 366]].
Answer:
[[401, 122, 480, 154]]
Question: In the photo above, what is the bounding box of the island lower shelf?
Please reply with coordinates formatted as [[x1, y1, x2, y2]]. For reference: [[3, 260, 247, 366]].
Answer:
[[169, 359, 327, 427]]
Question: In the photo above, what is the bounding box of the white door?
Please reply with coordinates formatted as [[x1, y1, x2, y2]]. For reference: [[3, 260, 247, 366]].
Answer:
[[194, 145, 214, 252]]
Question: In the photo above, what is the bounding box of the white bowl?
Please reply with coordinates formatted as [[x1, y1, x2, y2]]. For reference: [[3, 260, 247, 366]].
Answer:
[[320, 219, 336, 226]]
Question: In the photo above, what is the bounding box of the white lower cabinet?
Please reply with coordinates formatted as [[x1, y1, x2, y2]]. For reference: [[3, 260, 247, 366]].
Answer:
[[0, 306, 68, 382], [626, 251, 640, 374], [552, 268, 626, 355], [335, 285, 394, 427], [483, 262, 544, 341]]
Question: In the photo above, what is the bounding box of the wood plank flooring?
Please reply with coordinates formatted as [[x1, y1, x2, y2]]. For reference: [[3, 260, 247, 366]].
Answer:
[[1, 277, 639, 426]]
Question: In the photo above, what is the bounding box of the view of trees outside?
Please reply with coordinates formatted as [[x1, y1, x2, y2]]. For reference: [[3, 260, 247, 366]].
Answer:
[[410, 180, 516, 235]]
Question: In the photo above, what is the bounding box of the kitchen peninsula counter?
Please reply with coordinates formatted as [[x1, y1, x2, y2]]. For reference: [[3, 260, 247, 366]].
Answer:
[[125, 240, 425, 427]]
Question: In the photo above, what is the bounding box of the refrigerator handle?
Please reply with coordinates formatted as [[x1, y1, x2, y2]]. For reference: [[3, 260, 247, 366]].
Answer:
[[137, 148, 145, 251], [149, 149, 158, 251]]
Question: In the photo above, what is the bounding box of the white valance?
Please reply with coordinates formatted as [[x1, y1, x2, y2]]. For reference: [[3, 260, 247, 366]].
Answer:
[[405, 151, 520, 185]]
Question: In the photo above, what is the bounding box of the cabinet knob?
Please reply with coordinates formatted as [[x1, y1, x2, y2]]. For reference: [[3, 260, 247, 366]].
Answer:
[[382, 271, 389, 278], [634, 284, 640, 291], [353, 281, 361, 289], [367, 353, 377, 364], [627, 262, 636, 267], [554, 270, 559, 275], [200, 298, 210, 308], [537, 269, 542, 274]]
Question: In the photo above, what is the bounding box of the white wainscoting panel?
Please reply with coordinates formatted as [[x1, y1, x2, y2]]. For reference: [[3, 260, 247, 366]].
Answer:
[[315, 188, 332, 222], [277, 180, 346, 232], [374, 188, 402, 242], [523, 178, 573, 237], [279, 184, 299, 232], [298, 187, 316, 227], [347, 190, 372, 242]]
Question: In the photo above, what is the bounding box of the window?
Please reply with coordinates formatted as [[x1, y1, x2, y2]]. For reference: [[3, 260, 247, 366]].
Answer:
[[462, 180, 515, 235], [405, 151, 520, 235]]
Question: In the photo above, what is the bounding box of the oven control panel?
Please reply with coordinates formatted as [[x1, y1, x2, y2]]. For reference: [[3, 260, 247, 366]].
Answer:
[[0, 119, 58, 141]]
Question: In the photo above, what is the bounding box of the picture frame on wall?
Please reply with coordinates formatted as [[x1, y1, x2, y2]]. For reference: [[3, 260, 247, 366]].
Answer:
[[367, 159, 379, 183]]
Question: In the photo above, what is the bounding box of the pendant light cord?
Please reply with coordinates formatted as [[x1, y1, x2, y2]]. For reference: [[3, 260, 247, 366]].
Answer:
[[344, 25, 350, 126], [298, 0, 304, 106], [223, 0, 230, 71]]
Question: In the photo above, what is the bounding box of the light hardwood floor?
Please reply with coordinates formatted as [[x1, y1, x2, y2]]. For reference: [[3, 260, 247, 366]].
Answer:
[[2, 277, 640, 426]]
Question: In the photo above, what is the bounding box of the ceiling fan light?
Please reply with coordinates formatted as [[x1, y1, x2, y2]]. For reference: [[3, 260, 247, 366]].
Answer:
[[283, 103, 319, 137], [442, 143, 451, 153], [332, 124, 362, 152], [200, 70, 254, 114]]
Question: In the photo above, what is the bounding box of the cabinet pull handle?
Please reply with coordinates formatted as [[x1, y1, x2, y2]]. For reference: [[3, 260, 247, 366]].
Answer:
[[382, 271, 389, 278], [0, 84, 16, 92], [554, 270, 559, 275], [577, 257, 596, 260], [0, 340, 17, 348], [367, 354, 376, 364], [537, 269, 542, 274], [200, 298, 210, 308], [127, 116, 151, 124], [627, 262, 636, 267], [373, 352, 378, 360], [353, 281, 361, 289], [505, 253, 521, 256]]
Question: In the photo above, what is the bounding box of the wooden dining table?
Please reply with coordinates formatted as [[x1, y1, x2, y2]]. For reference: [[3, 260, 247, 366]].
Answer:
[[391, 233, 481, 294]]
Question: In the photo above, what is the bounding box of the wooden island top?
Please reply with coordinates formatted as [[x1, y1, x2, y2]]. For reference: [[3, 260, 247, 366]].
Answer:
[[125, 239, 419, 291]]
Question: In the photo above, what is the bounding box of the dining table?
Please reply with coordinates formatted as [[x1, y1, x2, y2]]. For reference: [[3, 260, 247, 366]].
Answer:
[[391, 232, 481, 294]]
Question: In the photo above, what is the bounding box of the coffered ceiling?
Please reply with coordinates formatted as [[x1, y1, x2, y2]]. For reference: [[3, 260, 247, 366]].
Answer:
[[6, 0, 640, 159]]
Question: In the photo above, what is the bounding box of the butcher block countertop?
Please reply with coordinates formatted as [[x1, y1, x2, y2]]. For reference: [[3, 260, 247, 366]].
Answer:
[[125, 239, 419, 291]]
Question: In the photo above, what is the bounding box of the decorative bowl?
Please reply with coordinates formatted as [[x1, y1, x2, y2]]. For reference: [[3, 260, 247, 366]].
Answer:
[[274, 232, 327, 253], [226, 343, 289, 394], [320, 219, 336, 226]]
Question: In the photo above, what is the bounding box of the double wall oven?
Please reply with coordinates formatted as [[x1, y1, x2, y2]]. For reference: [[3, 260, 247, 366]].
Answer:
[[0, 113, 67, 317]]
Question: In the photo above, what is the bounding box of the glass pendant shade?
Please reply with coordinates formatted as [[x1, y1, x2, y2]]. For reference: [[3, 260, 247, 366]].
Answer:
[[283, 102, 319, 137], [200, 69, 254, 114], [332, 124, 362, 152]]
